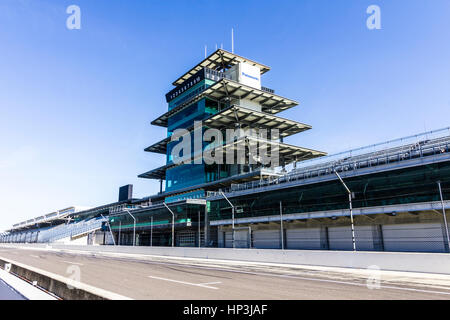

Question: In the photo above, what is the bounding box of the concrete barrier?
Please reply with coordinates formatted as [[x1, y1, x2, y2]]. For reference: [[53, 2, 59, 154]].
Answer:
[[3, 243, 450, 275], [0, 256, 130, 300]]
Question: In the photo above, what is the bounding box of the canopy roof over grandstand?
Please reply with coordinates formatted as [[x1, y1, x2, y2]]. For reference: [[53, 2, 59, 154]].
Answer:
[[152, 79, 299, 127], [172, 49, 270, 86], [9, 206, 91, 231]]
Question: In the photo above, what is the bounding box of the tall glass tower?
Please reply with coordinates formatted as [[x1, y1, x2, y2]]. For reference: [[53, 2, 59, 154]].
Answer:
[[139, 49, 325, 203]]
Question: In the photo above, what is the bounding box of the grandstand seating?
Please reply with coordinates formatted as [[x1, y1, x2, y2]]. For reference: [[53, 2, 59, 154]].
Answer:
[[37, 216, 106, 242], [221, 134, 450, 194], [1, 216, 106, 243]]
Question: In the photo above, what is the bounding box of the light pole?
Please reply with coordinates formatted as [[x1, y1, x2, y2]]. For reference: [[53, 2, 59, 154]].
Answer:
[[280, 201, 284, 250], [198, 210, 201, 248], [124, 210, 136, 246], [334, 170, 356, 251], [437, 181, 450, 252], [118, 221, 121, 246], [101, 214, 116, 246], [150, 216, 153, 247], [220, 191, 235, 248], [163, 202, 175, 247]]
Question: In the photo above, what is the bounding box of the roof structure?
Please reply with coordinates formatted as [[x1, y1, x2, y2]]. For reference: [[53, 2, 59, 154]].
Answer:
[[145, 105, 312, 155], [172, 49, 270, 86], [9, 206, 83, 231], [138, 163, 175, 180], [152, 79, 299, 127], [144, 137, 171, 154], [204, 105, 311, 137], [201, 136, 326, 165]]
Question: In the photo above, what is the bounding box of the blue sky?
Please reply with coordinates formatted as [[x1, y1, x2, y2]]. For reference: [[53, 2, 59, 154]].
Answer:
[[0, 0, 449, 231]]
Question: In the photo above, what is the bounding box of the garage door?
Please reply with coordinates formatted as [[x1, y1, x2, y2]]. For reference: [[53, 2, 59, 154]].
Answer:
[[286, 228, 321, 250], [177, 231, 196, 247], [328, 226, 376, 251], [224, 231, 233, 248], [234, 230, 250, 248], [253, 230, 281, 249], [382, 223, 446, 253], [223, 230, 251, 248], [328, 226, 353, 250]]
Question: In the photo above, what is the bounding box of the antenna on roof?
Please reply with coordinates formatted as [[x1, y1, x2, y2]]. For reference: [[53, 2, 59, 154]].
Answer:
[[204, 45, 207, 58], [221, 43, 223, 49], [231, 28, 234, 53]]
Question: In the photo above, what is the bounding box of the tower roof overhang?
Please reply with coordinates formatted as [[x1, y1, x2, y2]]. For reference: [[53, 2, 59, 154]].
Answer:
[[138, 164, 173, 180], [144, 136, 171, 154], [172, 49, 270, 86], [204, 136, 327, 165], [151, 79, 299, 128], [145, 105, 311, 155], [204, 105, 312, 136]]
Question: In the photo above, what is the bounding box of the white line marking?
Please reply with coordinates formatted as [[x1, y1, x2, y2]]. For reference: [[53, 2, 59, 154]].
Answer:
[[199, 281, 222, 285], [6, 246, 450, 297], [61, 261, 83, 266], [145, 263, 450, 296], [58, 250, 450, 296], [29, 255, 40, 258], [148, 276, 221, 290]]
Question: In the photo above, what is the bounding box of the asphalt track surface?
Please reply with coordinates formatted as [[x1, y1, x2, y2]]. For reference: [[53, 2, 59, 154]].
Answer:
[[0, 246, 449, 300]]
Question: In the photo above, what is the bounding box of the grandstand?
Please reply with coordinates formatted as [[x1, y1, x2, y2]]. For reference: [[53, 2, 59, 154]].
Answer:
[[0, 49, 449, 253], [1, 215, 107, 244], [1, 127, 449, 252], [219, 127, 450, 194]]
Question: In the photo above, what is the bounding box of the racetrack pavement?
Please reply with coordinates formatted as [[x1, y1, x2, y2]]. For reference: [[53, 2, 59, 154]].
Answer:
[[0, 246, 449, 300]]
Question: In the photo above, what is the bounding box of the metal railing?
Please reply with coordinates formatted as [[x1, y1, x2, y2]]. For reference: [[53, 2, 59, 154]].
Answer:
[[261, 86, 275, 94], [37, 217, 106, 243], [0, 217, 107, 244], [10, 208, 75, 230]]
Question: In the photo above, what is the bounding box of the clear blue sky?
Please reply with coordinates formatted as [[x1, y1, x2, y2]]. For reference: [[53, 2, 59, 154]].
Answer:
[[1, 0, 449, 231]]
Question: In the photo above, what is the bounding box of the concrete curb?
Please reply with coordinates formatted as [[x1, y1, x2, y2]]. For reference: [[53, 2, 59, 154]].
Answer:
[[0, 256, 132, 300], [0, 267, 57, 300]]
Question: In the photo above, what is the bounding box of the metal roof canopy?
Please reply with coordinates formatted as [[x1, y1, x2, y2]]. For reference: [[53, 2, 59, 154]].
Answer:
[[151, 87, 207, 127], [204, 136, 326, 165], [204, 80, 299, 113], [173, 49, 270, 86], [138, 163, 174, 180], [145, 105, 311, 154], [144, 136, 171, 154], [151, 78, 299, 128], [11, 207, 77, 230], [204, 105, 311, 137]]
